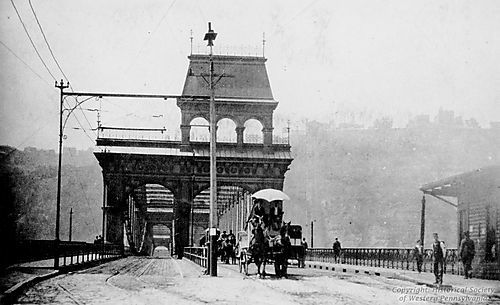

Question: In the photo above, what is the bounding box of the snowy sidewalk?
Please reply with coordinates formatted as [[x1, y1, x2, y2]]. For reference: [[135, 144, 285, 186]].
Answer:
[[0, 260, 59, 303], [0, 256, 121, 303], [305, 261, 500, 300]]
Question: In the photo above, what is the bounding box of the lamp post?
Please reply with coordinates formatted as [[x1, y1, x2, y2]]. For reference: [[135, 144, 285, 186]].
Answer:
[[204, 22, 218, 277]]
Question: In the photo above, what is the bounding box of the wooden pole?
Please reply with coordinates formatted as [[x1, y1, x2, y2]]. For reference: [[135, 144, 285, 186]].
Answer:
[[420, 195, 426, 247]]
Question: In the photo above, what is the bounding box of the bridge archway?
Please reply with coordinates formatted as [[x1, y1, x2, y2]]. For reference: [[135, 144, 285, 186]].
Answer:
[[124, 183, 175, 256], [152, 224, 171, 254]]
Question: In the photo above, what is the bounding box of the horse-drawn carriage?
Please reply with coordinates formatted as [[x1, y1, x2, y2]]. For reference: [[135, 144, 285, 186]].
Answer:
[[236, 189, 302, 278]]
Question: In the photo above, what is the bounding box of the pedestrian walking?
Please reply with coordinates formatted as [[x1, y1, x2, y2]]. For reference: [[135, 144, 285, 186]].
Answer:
[[414, 239, 423, 273], [432, 233, 446, 285], [333, 238, 341, 263], [459, 231, 475, 279]]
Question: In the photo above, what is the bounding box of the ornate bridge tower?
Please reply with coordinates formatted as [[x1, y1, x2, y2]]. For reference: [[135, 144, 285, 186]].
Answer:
[[94, 53, 292, 257]]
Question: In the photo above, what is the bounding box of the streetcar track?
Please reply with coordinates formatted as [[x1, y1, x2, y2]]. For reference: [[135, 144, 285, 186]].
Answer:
[[56, 283, 85, 305]]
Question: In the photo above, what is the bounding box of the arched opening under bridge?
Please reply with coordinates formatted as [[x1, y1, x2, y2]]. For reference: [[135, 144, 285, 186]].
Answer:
[[126, 183, 174, 256]]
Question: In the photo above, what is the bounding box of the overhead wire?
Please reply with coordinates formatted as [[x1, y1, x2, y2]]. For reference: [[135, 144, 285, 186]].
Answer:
[[10, 0, 56, 82], [0, 40, 52, 87], [10, 0, 95, 145], [28, 0, 70, 83], [12, 1, 98, 230], [0, 39, 61, 157], [27, 0, 98, 139]]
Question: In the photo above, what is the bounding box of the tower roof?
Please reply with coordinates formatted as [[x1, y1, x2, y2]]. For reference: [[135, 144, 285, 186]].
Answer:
[[181, 55, 274, 101]]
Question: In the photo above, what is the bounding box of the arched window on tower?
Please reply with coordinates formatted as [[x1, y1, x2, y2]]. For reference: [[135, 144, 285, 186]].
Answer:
[[190, 117, 209, 142], [244, 119, 263, 143], [217, 118, 237, 143]]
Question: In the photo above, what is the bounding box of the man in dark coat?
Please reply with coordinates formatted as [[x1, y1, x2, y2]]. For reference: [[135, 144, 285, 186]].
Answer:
[[459, 231, 475, 279], [333, 238, 342, 263], [414, 239, 424, 273], [432, 233, 445, 285]]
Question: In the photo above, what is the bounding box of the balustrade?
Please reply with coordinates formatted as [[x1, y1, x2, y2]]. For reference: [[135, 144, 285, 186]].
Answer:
[[306, 248, 461, 275]]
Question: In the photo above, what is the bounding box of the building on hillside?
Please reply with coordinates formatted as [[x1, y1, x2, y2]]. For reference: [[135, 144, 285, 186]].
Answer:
[[420, 166, 500, 279]]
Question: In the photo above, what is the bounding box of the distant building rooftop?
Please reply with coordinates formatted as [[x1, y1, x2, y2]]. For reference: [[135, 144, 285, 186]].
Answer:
[[420, 165, 500, 197]]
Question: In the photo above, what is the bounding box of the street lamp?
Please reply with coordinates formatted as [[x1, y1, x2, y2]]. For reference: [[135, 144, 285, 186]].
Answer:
[[204, 22, 218, 277]]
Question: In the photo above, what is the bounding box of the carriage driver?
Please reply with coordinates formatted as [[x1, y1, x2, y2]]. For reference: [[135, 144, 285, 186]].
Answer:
[[248, 199, 268, 228]]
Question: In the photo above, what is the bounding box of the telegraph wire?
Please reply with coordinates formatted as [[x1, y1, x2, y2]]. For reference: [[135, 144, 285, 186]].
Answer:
[[0, 40, 53, 87], [27, 0, 97, 139], [10, 0, 57, 82], [66, 107, 96, 144], [28, 0, 70, 83]]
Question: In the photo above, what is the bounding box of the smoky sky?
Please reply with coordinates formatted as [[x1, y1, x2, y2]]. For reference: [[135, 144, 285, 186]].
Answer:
[[1, 0, 499, 150]]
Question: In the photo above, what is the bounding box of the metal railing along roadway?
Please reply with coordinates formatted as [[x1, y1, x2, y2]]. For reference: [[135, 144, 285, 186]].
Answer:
[[306, 248, 462, 275], [184, 247, 208, 268], [11, 240, 123, 269]]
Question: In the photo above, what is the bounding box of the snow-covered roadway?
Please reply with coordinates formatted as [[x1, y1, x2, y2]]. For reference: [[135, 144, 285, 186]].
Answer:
[[14, 256, 496, 305]]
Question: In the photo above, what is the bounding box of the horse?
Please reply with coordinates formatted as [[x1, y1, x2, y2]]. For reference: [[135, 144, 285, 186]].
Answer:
[[273, 221, 292, 278], [248, 219, 268, 278]]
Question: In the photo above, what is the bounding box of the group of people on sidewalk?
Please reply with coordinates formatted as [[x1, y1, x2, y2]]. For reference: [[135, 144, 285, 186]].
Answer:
[[413, 232, 475, 285]]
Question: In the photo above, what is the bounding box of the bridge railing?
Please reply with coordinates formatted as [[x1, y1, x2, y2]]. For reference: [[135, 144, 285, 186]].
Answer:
[[306, 248, 462, 275], [11, 240, 123, 268], [58, 242, 123, 268], [184, 247, 208, 268]]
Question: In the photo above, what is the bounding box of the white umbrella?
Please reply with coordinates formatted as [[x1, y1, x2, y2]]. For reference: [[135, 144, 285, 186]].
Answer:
[[251, 189, 290, 202]]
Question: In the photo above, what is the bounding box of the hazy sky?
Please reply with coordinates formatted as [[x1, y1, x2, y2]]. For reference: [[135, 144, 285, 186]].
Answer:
[[1, 0, 499, 150]]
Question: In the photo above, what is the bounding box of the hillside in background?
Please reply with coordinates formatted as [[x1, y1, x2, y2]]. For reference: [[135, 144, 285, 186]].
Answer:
[[2, 123, 499, 251], [0, 146, 102, 246], [284, 123, 500, 248]]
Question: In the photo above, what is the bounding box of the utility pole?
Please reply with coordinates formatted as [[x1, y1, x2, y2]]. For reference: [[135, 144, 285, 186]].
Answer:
[[420, 195, 426, 248], [204, 22, 218, 277], [311, 220, 314, 248], [69, 208, 73, 242], [55, 79, 69, 268], [191, 151, 195, 247]]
